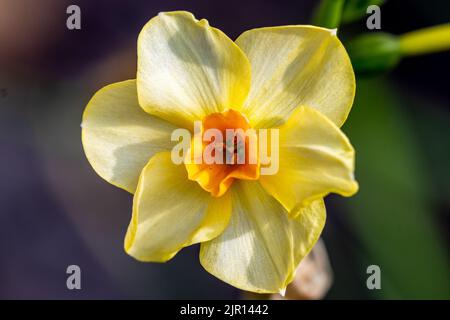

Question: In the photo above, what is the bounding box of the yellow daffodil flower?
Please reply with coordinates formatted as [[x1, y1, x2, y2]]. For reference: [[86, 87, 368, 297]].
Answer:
[[81, 11, 358, 294]]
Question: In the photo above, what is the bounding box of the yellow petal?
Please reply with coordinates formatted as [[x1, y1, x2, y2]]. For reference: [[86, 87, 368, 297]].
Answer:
[[260, 106, 358, 214], [235, 25, 355, 128], [137, 11, 251, 129], [125, 152, 232, 262], [200, 181, 326, 293], [81, 80, 177, 193]]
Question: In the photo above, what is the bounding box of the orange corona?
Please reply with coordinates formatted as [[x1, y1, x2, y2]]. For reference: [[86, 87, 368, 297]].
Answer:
[[185, 109, 260, 197]]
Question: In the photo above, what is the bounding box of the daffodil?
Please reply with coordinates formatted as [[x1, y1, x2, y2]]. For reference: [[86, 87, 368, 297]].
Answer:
[[81, 11, 358, 294]]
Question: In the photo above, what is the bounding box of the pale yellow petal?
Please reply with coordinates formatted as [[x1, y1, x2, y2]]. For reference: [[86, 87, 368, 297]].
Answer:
[[81, 80, 177, 193], [137, 11, 251, 128], [260, 106, 358, 214], [125, 152, 232, 262], [200, 181, 325, 293], [236, 25, 355, 128]]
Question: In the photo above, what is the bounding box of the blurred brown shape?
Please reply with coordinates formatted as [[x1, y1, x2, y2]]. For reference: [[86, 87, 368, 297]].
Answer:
[[271, 239, 333, 300], [0, 0, 68, 70]]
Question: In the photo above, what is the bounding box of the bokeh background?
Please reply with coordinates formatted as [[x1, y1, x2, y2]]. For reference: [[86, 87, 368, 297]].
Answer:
[[0, 0, 449, 299]]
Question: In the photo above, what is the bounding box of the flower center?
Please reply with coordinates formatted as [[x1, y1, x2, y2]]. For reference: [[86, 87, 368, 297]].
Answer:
[[185, 109, 260, 197]]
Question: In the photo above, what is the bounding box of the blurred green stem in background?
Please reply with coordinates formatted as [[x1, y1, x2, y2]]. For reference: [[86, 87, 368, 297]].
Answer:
[[312, 0, 345, 29], [400, 23, 450, 56], [313, 0, 388, 28], [346, 23, 450, 76]]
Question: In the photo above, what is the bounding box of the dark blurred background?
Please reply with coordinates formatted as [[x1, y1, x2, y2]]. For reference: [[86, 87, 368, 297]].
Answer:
[[0, 0, 449, 299]]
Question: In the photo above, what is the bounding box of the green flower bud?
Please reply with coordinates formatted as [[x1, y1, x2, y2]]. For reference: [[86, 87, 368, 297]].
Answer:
[[345, 33, 401, 76]]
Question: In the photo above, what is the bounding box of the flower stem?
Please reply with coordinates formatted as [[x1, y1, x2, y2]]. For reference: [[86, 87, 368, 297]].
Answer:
[[312, 0, 345, 29], [400, 23, 450, 56]]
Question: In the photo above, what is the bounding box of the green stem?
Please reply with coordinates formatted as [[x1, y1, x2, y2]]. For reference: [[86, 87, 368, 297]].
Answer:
[[312, 0, 345, 29], [400, 23, 450, 56]]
